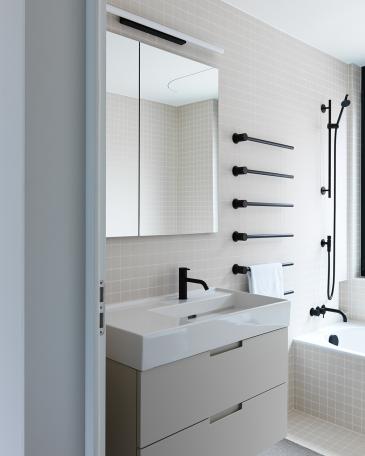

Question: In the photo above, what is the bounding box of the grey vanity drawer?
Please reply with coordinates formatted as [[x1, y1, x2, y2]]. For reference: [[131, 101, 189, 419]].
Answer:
[[138, 328, 288, 448], [139, 383, 287, 456]]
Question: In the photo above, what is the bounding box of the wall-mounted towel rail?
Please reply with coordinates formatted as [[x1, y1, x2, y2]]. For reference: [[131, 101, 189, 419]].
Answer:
[[232, 166, 294, 179], [232, 232, 294, 242], [232, 263, 294, 275], [284, 290, 294, 295], [232, 133, 294, 150], [232, 199, 294, 209]]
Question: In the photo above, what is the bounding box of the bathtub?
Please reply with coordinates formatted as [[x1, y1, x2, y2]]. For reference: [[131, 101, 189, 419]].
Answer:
[[293, 321, 365, 434], [295, 321, 365, 357]]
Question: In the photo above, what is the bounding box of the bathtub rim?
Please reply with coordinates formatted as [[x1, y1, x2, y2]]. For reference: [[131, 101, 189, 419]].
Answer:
[[293, 320, 365, 359]]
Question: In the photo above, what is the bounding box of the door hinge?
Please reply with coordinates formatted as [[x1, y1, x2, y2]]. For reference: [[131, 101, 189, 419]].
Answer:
[[99, 280, 105, 335]]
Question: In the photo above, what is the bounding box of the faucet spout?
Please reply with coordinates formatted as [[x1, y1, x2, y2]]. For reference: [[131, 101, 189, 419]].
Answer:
[[321, 305, 348, 322], [178, 267, 209, 300], [186, 278, 209, 291]]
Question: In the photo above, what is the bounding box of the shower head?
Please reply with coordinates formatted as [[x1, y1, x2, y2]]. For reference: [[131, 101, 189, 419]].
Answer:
[[336, 94, 350, 125], [341, 95, 351, 108]]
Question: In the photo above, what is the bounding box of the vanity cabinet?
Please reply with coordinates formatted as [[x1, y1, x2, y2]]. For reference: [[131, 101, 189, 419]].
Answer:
[[139, 384, 287, 456], [106, 328, 288, 456]]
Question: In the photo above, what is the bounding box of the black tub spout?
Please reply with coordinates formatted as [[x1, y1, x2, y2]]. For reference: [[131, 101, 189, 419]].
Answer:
[[310, 305, 347, 322]]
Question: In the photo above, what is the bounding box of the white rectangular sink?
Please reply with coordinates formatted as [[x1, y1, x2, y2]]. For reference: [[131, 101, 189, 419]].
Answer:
[[150, 289, 239, 323], [106, 288, 290, 371]]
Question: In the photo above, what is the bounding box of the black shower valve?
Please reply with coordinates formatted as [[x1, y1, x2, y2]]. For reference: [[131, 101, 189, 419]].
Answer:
[[310, 306, 323, 318], [321, 235, 332, 253]]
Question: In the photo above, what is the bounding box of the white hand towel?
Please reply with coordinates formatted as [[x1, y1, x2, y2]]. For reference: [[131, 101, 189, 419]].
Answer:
[[248, 263, 284, 298]]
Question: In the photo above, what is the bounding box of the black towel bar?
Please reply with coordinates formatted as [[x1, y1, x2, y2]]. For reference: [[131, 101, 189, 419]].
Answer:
[[232, 263, 294, 275], [232, 166, 294, 179], [232, 199, 294, 209], [232, 232, 294, 242], [284, 290, 294, 295], [232, 133, 294, 150]]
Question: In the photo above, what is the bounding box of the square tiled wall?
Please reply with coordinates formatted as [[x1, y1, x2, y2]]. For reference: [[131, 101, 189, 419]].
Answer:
[[340, 279, 365, 321], [105, 0, 358, 321], [294, 340, 365, 434]]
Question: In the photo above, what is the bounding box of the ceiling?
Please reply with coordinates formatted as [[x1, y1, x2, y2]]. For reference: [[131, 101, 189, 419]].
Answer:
[[223, 0, 365, 66], [106, 32, 218, 106]]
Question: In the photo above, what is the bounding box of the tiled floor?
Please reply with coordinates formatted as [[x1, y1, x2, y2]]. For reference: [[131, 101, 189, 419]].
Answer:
[[288, 410, 365, 456], [261, 439, 321, 455]]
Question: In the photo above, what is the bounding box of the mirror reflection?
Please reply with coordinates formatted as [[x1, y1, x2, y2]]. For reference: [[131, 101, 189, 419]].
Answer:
[[106, 33, 139, 237], [106, 32, 219, 237]]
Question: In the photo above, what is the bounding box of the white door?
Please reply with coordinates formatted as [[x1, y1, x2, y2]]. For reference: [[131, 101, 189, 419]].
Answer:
[[85, 0, 106, 455]]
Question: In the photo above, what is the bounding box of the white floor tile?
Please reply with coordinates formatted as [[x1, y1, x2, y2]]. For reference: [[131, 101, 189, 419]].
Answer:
[[288, 410, 365, 456]]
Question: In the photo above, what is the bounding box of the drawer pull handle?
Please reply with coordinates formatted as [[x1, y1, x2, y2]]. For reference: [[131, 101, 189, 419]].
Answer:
[[210, 340, 243, 357], [210, 403, 242, 424]]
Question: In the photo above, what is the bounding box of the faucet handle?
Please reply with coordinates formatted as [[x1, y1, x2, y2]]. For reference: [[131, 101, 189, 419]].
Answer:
[[310, 307, 322, 317], [179, 267, 190, 272]]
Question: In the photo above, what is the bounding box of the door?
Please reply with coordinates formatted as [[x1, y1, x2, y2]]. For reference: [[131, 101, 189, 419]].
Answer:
[[85, 0, 106, 455]]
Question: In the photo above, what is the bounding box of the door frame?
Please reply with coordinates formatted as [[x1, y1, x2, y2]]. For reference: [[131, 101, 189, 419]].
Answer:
[[85, 0, 106, 455]]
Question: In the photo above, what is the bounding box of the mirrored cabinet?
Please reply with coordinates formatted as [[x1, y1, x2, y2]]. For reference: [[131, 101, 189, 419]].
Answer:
[[106, 33, 140, 237], [106, 31, 219, 237]]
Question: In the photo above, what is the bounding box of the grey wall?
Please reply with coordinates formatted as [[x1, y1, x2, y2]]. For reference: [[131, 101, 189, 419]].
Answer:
[[1, 1, 25, 455], [25, 1, 85, 455]]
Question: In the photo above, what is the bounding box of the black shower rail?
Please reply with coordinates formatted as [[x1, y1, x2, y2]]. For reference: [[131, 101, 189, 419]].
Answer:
[[232, 199, 294, 209], [232, 133, 294, 150], [232, 232, 294, 242], [232, 166, 294, 179], [232, 262, 294, 275]]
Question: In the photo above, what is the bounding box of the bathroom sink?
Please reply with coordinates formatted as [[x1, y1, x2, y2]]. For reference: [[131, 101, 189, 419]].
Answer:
[[106, 288, 290, 371], [150, 289, 240, 322]]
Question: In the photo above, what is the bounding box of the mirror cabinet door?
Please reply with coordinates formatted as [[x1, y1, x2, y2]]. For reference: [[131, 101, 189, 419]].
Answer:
[[106, 32, 219, 238], [139, 43, 219, 236], [106, 32, 139, 237]]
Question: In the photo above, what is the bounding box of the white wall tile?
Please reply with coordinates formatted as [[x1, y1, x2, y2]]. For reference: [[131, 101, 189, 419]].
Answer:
[[294, 341, 365, 434]]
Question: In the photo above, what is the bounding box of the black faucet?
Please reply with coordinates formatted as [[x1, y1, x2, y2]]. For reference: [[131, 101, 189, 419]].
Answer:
[[310, 305, 347, 322], [179, 267, 209, 300]]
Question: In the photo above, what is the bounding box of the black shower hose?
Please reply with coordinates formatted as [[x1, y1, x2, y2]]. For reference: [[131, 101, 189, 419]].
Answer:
[[327, 128, 337, 300]]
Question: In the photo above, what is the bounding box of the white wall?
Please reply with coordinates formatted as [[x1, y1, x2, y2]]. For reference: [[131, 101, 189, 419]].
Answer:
[[0, 1, 25, 455], [25, 1, 86, 455]]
